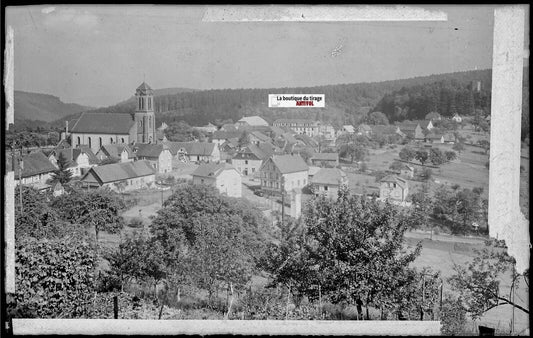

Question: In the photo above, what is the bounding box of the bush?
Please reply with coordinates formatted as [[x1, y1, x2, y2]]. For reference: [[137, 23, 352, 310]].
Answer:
[[128, 217, 144, 228], [440, 295, 467, 336]]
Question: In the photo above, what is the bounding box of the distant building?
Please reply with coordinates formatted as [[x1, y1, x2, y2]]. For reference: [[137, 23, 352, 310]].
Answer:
[[165, 141, 220, 164], [341, 125, 356, 134], [220, 124, 238, 132], [425, 112, 442, 121], [249, 130, 272, 145], [95, 144, 135, 163], [259, 154, 309, 194], [192, 163, 242, 198], [133, 143, 173, 174], [310, 152, 339, 167], [412, 120, 434, 131], [452, 114, 463, 123], [273, 119, 320, 137], [379, 175, 409, 202], [8, 151, 57, 186], [49, 147, 99, 177], [443, 133, 456, 144], [52, 182, 65, 197], [424, 133, 445, 144], [235, 116, 269, 128], [69, 82, 156, 153], [311, 167, 348, 199], [80, 160, 156, 192], [397, 122, 424, 140], [357, 124, 372, 136], [211, 130, 244, 147], [232, 143, 274, 177], [193, 123, 218, 134], [399, 164, 414, 179]]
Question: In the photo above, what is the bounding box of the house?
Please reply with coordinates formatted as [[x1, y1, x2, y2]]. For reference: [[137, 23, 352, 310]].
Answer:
[[193, 123, 218, 134], [341, 125, 356, 134], [294, 134, 318, 149], [311, 168, 348, 199], [79, 160, 156, 192], [165, 141, 220, 164], [211, 130, 244, 147], [379, 175, 409, 202], [399, 164, 414, 179], [232, 143, 274, 177], [95, 144, 135, 163], [249, 130, 272, 145], [157, 122, 168, 131], [397, 122, 424, 140], [259, 154, 309, 194], [220, 139, 239, 153], [156, 130, 167, 143], [192, 162, 242, 198], [235, 116, 269, 128], [357, 124, 372, 136], [425, 133, 444, 144], [412, 120, 434, 131], [132, 143, 173, 174], [49, 147, 99, 177], [310, 152, 339, 167], [220, 123, 238, 132], [443, 133, 456, 144], [68, 82, 156, 153], [319, 123, 336, 140], [272, 119, 320, 137], [8, 151, 57, 186], [452, 114, 463, 123]]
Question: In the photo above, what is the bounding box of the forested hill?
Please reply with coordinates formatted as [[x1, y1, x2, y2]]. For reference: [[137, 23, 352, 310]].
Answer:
[[51, 68, 529, 132]]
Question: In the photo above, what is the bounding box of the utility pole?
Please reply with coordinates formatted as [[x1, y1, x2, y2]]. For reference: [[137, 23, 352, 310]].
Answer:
[[511, 263, 516, 335], [280, 176, 285, 225], [18, 145, 24, 214]]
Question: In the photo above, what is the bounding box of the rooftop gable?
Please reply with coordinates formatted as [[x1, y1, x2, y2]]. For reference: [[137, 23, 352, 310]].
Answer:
[[70, 112, 135, 134]]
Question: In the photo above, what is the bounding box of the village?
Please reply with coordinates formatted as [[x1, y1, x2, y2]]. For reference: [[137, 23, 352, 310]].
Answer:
[[7, 81, 496, 227]]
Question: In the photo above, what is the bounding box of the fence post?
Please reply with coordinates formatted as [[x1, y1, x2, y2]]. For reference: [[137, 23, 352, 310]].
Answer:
[[113, 295, 119, 319]]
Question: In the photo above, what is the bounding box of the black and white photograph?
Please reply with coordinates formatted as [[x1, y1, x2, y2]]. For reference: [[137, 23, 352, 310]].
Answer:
[[3, 4, 529, 336]]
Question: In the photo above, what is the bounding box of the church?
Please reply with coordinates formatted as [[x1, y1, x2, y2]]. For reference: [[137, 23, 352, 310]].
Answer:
[[68, 82, 157, 154]]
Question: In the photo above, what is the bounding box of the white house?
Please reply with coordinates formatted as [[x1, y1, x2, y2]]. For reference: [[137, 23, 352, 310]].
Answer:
[[452, 114, 463, 123], [379, 175, 409, 202], [9, 151, 57, 186], [49, 147, 99, 177], [133, 143, 173, 174], [311, 168, 348, 200], [95, 144, 134, 163], [165, 141, 221, 164], [272, 119, 320, 137], [79, 160, 156, 192], [235, 116, 269, 128], [259, 154, 309, 194], [192, 163, 242, 198], [232, 143, 274, 177]]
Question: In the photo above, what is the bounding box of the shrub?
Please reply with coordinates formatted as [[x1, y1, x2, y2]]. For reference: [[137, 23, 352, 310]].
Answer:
[[440, 295, 467, 336]]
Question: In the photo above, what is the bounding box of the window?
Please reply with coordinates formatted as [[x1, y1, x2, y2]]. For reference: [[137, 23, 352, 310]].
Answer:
[[88, 137, 92, 148], [121, 138, 125, 143], [201, 179, 204, 184], [245, 160, 248, 165], [110, 137, 114, 144], [99, 137, 102, 148], [149, 116, 152, 128], [393, 183, 397, 188], [77, 136, 81, 145], [324, 186, 328, 191]]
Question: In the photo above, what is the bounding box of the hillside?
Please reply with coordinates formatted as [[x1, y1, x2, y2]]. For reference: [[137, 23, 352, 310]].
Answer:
[[14, 91, 93, 123], [48, 68, 528, 138]]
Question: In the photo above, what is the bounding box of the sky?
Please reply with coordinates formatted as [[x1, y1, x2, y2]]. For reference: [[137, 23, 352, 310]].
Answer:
[[5, 5, 530, 107]]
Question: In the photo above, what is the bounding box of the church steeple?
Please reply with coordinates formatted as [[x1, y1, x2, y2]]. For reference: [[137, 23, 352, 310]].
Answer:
[[134, 81, 156, 144]]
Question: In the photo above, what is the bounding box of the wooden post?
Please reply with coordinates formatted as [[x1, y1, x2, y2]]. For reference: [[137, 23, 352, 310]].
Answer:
[[113, 295, 118, 319]]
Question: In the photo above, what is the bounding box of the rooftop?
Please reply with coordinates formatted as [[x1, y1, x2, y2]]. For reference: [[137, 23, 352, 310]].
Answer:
[[192, 162, 238, 178], [311, 152, 339, 161], [268, 154, 309, 174], [164, 141, 216, 156], [69, 112, 135, 134], [237, 116, 269, 127], [81, 160, 155, 184], [380, 175, 408, 189], [312, 168, 347, 186], [7, 151, 57, 178]]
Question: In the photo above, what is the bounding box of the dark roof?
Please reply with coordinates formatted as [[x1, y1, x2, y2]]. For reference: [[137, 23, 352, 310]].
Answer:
[[164, 141, 216, 156], [380, 175, 408, 189], [234, 143, 274, 161], [212, 130, 243, 140], [398, 122, 420, 132], [81, 160, 155, 184], [53, 147, 99, 166], [133, 143, 169, 158], [426, 133, 444, 140], [250, 131, 271, 143], [312, 168, 347, 185], [136, 82, 153, 94], [100, 144, 133, 159], [267, 154, 309, 174], [192, 163, 238, 178], [311, 152, 339, 161], [273, 119, 318, 125], [7, 151, 57, 178], [294, 134, 317, 147], [281, 133, 297, 144], [69, 112, 135, 134]]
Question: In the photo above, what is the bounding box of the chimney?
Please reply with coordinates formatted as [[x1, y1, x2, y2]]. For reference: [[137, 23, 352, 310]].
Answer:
[[65, 121, 69, 135]]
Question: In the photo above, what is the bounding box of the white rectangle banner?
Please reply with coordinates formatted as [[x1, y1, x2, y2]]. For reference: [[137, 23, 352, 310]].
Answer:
[[269, 94, 325, 108]]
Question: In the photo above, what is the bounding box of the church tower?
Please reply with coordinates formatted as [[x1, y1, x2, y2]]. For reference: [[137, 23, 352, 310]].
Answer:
[[134, 82, 156, 143]]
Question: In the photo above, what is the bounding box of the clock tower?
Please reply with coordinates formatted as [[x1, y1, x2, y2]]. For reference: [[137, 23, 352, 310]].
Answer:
[[134, 82, 156, 143]]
